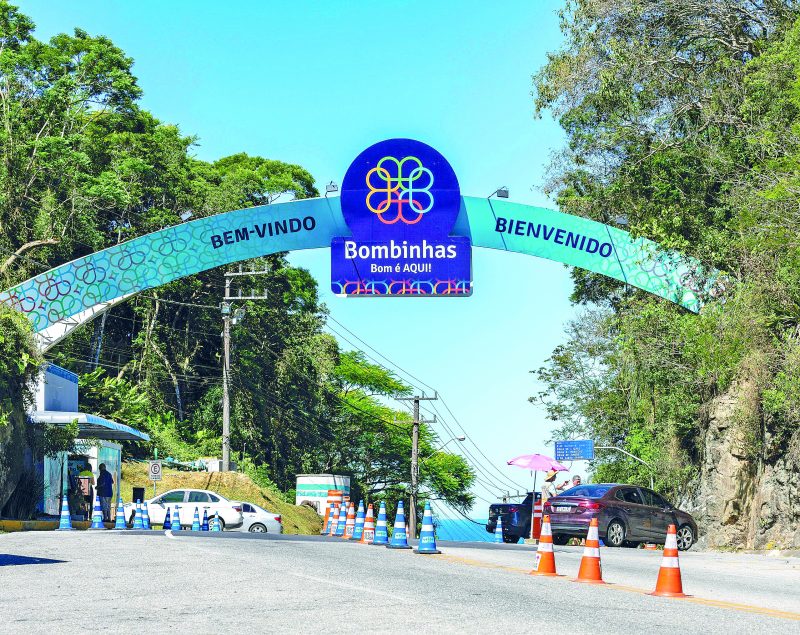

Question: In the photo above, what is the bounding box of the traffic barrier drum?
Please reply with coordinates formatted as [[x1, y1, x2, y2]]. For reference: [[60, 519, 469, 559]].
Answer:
[[531, 497, 543, 540]]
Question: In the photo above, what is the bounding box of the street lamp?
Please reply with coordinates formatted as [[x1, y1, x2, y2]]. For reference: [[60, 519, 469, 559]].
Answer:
[[421, 435, 465, 463], [488, 186, 509, 199], [325, 181, 338, 197]]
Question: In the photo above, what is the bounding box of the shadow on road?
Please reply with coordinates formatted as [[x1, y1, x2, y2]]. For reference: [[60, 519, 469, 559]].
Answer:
[[0, 554, 67, 567]]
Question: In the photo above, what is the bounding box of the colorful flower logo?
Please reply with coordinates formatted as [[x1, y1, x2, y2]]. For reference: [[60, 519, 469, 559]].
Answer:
[[365, 156, 434, 225]]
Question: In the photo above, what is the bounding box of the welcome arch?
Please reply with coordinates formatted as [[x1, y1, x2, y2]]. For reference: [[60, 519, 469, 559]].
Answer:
[[1, 194, 716, 352]]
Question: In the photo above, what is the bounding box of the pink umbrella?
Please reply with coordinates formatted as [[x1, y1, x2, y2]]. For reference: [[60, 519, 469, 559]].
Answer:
[[507, 454, 568, 472]]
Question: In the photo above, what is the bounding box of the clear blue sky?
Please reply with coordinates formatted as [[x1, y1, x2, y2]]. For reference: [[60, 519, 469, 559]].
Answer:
[[20, 0, 586, 511]]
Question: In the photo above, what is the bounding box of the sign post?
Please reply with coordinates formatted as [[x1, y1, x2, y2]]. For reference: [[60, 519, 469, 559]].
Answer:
[[148, 460, 162, 497], [554, 440, 595, 461]]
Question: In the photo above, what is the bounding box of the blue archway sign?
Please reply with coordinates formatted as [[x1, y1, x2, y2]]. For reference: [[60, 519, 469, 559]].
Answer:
[[0, 138, 719, 350]]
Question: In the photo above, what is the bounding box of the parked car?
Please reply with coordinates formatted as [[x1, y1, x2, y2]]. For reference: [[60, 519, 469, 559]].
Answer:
[[124, 489, 244, 530], [485, 491, 541, 543], [542, 483, 697, 550], [239, 502, 283, 533]]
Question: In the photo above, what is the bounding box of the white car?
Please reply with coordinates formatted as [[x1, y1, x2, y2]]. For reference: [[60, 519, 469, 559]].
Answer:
[[239, 502, 283, 533], [125, 489, 244, 530]]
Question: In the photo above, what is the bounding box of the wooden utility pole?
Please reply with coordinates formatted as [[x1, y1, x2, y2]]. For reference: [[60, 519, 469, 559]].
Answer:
[[397, 393, 437, 540]]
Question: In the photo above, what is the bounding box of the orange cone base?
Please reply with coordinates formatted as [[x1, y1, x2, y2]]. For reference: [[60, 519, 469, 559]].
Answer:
[[648, 590, 690, 598], [649, 569, 689, 597], [529, 570, 563, 577]]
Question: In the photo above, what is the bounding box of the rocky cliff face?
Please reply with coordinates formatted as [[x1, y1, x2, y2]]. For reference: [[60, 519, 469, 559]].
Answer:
[[689, 380, 800, 549]]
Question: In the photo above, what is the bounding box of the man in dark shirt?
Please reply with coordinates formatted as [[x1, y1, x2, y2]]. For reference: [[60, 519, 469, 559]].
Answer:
[[97, 463, 114, 522]]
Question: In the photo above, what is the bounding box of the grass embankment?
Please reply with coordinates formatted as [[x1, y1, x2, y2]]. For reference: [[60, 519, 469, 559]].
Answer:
[[120, 463, 322, 535]]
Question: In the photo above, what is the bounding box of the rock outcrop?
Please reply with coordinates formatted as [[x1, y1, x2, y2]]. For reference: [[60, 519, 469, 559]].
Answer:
[[689, 380, 800, 549]]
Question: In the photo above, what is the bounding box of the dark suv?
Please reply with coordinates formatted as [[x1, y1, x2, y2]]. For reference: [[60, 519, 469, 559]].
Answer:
[[542, 484, 697, 550]]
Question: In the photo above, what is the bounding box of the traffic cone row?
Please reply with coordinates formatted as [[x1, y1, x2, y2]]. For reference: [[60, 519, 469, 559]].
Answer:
[[529, 517, 688, 598], [322, 499, 442, 554]]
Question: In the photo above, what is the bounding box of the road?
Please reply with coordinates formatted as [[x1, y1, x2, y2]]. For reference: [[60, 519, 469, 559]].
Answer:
[[1, 531, 798, 633]]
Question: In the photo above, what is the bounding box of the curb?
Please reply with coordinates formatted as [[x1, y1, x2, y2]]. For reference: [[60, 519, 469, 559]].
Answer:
[[0, 520, 117, 532]]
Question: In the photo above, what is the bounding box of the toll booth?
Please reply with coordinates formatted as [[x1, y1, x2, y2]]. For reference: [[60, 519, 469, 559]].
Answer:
[[26, 364, 150, 517]]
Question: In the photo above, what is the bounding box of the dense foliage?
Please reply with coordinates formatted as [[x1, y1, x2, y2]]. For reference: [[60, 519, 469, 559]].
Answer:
[[0, 3, 474, 515], [532, 0, 800, 501]]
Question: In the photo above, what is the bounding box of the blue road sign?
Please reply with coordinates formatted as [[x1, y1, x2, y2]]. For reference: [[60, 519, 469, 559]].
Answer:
[[555, 440, 595, 461]]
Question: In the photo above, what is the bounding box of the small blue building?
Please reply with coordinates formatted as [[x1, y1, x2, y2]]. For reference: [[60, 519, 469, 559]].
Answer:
[[27, 363, 149, 516]]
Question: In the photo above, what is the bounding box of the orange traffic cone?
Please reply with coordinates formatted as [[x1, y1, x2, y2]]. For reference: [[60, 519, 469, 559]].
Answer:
[[649, 524, 689, 598], [530, 515, 561, 576], [343, 502, 356, 539], [573, 517, 605, 584], [360, 504, 375, 544]]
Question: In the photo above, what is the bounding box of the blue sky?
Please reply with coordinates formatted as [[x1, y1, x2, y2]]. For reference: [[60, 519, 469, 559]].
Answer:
[[20, 0, 586, 511]]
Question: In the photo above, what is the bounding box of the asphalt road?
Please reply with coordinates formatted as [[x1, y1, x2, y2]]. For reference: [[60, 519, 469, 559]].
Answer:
[[1, 531, 798, 633]]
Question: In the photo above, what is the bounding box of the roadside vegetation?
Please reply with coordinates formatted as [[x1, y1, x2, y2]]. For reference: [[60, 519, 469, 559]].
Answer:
[[532, 1, 800, 509], [0, 2, 475, 517]]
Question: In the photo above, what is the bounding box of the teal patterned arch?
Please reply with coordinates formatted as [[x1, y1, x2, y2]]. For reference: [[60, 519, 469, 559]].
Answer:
[[0, 195, 718, 349]]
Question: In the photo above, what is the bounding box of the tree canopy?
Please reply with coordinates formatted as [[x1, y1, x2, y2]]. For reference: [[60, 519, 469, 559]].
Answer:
[[0, 2, 474, 515]]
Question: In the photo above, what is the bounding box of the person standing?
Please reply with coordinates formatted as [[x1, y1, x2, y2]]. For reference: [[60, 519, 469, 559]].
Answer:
[[542, 469, 558, 504], [557, 474, 582, 492], [97, 463, 114, 522]]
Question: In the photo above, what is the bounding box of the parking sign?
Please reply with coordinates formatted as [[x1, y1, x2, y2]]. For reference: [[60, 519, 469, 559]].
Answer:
[[148, 460, 162, 481]]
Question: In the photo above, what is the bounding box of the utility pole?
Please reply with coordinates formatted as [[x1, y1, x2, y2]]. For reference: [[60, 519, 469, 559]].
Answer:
[[397, 393, 437, 540], [221, 265, 271, 471]]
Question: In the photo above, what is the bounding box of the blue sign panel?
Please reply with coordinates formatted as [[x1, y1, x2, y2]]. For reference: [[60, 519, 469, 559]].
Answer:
[[555, 440, 595, 461], [331, 138, 472, 296]]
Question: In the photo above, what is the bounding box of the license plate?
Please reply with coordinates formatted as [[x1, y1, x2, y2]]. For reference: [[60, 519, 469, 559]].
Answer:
[[554, 506, 571, 513]]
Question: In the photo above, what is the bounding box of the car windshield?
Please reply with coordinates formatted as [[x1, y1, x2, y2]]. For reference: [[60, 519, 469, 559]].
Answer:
[[557, 485, 612, 499]]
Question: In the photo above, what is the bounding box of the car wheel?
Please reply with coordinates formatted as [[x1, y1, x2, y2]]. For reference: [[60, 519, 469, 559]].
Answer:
[[605, 520, 626, 547], [676, 524, 694, 551], [502, 535, 519, 544], [552, 534, 570, 546], [249, 523, 267, 533]]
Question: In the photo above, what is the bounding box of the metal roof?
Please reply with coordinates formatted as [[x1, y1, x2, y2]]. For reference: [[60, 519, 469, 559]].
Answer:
[[29, 411, 150, 442]]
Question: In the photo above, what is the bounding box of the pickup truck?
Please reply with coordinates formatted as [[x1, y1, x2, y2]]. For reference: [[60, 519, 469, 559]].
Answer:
[[485, 492, 542, 543]]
